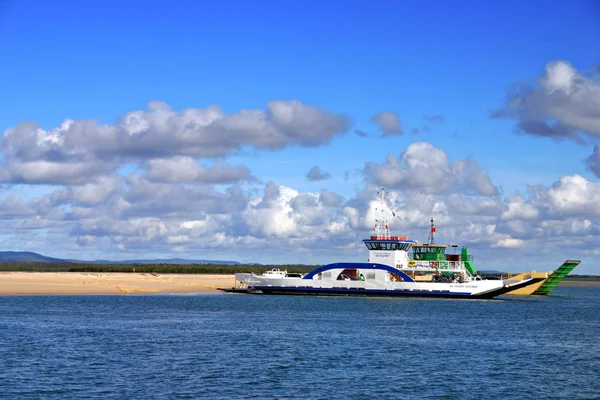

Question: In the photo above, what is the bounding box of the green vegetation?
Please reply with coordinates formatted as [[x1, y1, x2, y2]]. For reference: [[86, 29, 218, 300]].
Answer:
[[1, 262, 596, 279], [0, 262, 318, 274]]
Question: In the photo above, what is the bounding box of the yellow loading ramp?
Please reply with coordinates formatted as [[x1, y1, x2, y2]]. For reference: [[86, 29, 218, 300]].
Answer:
[[504, 260, 581, 296]]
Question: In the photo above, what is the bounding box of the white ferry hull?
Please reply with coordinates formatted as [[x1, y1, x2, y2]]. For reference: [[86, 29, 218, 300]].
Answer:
[[235, 263, 542, 299]]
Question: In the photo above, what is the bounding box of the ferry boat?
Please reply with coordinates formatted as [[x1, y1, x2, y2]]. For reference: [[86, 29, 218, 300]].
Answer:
[[234, 189, 544, 299]]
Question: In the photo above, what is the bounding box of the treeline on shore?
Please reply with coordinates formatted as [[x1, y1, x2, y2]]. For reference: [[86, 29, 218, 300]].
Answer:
[[0, 262, 318, 274], [0, 262, 597, 279]]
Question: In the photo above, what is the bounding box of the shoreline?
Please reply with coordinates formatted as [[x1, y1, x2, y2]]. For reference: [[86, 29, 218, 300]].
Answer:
[[557, 279, 600, 287], [0, 272, 598, 295], [0, 272, 236, 295]]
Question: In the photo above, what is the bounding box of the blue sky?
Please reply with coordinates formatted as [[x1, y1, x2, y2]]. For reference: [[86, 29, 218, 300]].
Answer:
[[1, 0, 599, 274]]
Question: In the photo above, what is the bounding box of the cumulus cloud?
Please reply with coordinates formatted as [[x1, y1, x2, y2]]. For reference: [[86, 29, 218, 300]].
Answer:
[[444, 195, 503, 218], [491, 60, 600, 143], [364, 141, 499, 196], [453, 160, 499, 196], [0, 195, 38, 217], [51, 176, 124, 206], [2, 95, 599, 272], [372, 112, 402, 135], [319, 189, 344, 207], [76, 235, 95, 246], [1, 163, 598, 273], [306, 166, 331, 181], [240, 183, 355, 241], [242, 184, 301, 238], [538, 218, 593, 237], [122, 175, 249, 217], [0, 99, 357, 259], [142, 157, 253, 184], [492, 238, 525, 248], [546, 174, 600, 216], [0, 100, 350, 185], [0, 159, 115, 185], [501, 195, 540, 220]]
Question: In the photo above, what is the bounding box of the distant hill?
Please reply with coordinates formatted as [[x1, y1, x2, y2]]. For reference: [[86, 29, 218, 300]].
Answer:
[[0, 251, 67, 263], [478, 270, 504, 275], [78, 258, 240, 265], [0, 251, 239, 265]]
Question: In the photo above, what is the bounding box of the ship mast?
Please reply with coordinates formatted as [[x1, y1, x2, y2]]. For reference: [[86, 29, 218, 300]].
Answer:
[[375, 188, 390, 239], [427, 217, 436, 245]]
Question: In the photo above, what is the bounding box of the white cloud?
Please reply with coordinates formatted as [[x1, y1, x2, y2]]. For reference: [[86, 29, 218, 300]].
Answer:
[[364, 142, 499, 196], [242, 184, 300, 238], [306, 166, 331, 181], [492, 60, 600, 144], [343, 206, 360, 229], [143, 157, 253, 184], [372, 112, 402, 135], [76, 235, 95, 246], [181, 220, 211, 232], [166, 235, 190, 244], [547, 174, 600, 216], [319, 189, 344, 207], [542, 62, 576, 93], [0, 100, 349, 185], [1, 92, 598, 274], [443, 195, 502, 217], [492, 238, 525, 248], [51, 176, 123, 206], [501, 195, 540, 220], [0, 165, 597, 274], [453, 160, 499, 196], [538, 218, 593, 236], [0, 160, 115, 185]]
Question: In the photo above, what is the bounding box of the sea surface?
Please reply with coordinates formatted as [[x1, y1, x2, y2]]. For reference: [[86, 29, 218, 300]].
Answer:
[[1, 287, 599, 400]]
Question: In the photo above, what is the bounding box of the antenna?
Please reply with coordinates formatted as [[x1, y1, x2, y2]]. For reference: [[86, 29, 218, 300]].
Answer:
[[374, 188, 390, 239], [427, 217, 436, 245]]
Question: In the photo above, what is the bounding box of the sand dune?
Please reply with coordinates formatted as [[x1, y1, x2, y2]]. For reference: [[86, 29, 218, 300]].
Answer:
[[0, 272, 236, 295]]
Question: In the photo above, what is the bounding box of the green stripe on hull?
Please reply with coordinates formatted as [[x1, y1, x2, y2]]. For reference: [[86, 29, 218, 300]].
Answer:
[[532, 260, 581, 295]]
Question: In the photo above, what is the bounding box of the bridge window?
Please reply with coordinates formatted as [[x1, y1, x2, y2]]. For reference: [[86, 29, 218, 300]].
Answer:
[[365, 241, 412, 251]]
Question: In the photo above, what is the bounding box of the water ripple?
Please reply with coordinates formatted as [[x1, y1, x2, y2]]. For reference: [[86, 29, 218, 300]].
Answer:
[[0, 287, 598, 399]]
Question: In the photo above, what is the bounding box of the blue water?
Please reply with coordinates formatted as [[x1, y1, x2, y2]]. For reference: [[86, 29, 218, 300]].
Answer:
[[1, 287, 599, 400]]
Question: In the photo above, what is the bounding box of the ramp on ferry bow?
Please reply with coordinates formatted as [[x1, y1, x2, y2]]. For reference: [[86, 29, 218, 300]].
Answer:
[[532, 260, 581, 295]]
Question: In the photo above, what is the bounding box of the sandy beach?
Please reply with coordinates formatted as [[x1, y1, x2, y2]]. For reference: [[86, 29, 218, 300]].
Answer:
[[0, 272, 597, 295], [0, 272, 237, 295]]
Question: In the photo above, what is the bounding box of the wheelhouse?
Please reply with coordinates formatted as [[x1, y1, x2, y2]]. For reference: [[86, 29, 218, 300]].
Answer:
[[363, 240, 413, 251], [411, 244, 449, 261]]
